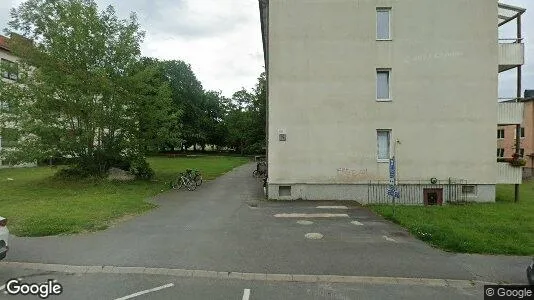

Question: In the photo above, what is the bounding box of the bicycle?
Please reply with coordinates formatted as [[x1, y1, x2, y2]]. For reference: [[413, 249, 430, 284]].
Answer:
[[172, 172, 197, 191], [253, 161, 267, 178], [185, 169, 203, 187]]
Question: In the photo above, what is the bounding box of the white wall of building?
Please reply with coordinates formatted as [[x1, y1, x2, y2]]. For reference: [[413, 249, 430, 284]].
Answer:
[[267, 0, 499, 201]]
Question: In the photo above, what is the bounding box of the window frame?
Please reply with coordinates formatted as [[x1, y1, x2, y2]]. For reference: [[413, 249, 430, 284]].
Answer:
[[377, 129, 392, 163], [513, 127, 525, 139], [376, 7, 392, 41], [497, 129, 505, 139], [497, 148, 505, 158], [1, 58, 19, 81], [376, 68, 392, 101]]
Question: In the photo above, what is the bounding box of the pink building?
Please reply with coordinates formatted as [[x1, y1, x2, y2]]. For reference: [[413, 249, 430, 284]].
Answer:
[[498, 92, 534, 178]]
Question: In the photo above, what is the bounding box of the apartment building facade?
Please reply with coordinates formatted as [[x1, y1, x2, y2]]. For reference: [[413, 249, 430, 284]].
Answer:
[[259, 0, 526, 203], [498, 91, 534, 178], [0, 34, 20, 166]]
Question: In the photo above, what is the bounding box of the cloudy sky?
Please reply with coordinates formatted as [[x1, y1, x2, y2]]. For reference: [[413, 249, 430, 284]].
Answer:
[[0, 0, 532, 98]]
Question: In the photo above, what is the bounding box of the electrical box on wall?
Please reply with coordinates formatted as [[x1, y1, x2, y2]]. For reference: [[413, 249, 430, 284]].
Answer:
[[278, 129, 286, 142]]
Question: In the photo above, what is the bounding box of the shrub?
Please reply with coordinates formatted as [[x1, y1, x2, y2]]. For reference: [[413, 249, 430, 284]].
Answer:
[[510, 158, 526, 167], [128, 158, 155, 180]]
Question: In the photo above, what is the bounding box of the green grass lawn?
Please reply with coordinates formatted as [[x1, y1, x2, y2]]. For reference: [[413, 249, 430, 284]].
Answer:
[[369, 182, 534, 255], [0, 156, 249, 237]]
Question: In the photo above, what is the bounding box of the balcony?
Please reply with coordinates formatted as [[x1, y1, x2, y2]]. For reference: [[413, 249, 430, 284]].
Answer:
[[498, 39, 524, 73], [497, 102, 524, 125], [497, 162, 522, 184]]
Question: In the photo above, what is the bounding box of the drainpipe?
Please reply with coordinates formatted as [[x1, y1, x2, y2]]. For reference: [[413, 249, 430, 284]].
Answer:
[[514, 15, 522, 203]]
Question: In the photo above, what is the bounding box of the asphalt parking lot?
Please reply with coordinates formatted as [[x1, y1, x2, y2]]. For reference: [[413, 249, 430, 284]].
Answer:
[[1, 163, 530, 299]]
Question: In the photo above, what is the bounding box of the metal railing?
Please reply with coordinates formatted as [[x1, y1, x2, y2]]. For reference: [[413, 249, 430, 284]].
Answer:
[[367, 179, 468, 205], [498, 38, 523, 44]]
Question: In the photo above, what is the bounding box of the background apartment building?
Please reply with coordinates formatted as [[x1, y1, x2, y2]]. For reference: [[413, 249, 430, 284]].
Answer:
[[0, 34, 20, 166], [498, 90, 534, 178], [259, 0, 526, 204]]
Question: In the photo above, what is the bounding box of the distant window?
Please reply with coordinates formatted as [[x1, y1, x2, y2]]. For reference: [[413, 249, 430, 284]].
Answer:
[[462, 185, 476, 195], [376, 69, 391, 100], [377, 130, 391, 161], [1, 58, 18, 81], [497, 129, 505, 139], [517, 127, 525, 138], [497, 148, 505, 158], [376, 8, 391, 40]]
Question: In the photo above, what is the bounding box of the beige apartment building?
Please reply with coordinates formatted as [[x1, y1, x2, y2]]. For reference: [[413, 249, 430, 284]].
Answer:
[[259, 0, 526, 204]]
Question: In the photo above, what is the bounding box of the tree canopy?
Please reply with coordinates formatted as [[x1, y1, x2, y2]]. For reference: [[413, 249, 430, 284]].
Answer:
[[0, 0, 266, 179]]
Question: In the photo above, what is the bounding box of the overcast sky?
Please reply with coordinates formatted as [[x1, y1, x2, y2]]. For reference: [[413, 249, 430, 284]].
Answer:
[[0, 0, 532, 98]]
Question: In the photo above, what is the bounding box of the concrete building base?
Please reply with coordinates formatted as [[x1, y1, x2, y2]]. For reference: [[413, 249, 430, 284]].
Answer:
[[267, 183, 496, 204]]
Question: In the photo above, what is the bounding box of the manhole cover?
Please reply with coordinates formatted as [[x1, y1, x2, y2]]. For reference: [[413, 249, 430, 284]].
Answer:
[[305, 233, 324, 240], [297, 220, 314, 225]]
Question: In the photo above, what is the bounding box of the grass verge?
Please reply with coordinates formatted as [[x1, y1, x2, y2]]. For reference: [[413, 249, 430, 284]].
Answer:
[[369, 182, 534, 255], [0, 156, 249, 237]]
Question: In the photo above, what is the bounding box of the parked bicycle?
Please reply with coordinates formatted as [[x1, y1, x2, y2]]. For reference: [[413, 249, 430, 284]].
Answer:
[[186, 169, 203, 187], [172, 169, 203, 191], [253, 161, 267, 178]]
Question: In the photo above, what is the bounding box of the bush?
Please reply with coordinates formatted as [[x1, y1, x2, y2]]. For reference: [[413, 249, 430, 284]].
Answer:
[[128, 158, 155, 180], [510, 159, 527, 167]]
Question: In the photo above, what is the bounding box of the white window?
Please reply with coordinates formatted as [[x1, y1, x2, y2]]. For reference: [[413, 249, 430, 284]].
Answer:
[[497, 129, 505, 139], [376, 69, 391, 101], [497, 148, 504, 158], [376, 8, 391, 40], [377, 130, 391, 161], [1, 58, 18, 81]]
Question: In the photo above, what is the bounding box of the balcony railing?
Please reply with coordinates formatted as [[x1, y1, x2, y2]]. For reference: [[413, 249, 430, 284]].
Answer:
[[499, 38, 525, 72], [497, 162, 522, 184], [497, 102, 524, 125]]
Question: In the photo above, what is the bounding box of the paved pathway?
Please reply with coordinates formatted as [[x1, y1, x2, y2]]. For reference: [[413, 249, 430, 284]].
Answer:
[[3, 163, 531, 287]]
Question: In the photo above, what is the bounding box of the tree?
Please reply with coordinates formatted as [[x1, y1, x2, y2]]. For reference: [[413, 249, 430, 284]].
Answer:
[[221, 72, 267, 155], [133, 58, 180, 153], [2, 0, 169, 178], [161, 60, 205, 151]]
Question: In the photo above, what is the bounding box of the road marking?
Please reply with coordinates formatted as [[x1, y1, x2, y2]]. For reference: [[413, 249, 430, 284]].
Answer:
[[114, 283, 174, 300], [351, 221, 363, 226], [0, 262, 500, 287], [383, 236, 396, 242], [305, 233, 324, 240], [242, 288, 251, 300], [316, 206, 348, 209], [297, 220, 314, 225], [274, 213, 349, 218]]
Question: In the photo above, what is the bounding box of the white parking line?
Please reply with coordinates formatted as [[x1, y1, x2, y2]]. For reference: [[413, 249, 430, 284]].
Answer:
[[316, 206, 348, 209], [114, 283, 174, 300], [242, 288, 251, 300], [383, 236, 396, 242], [274, 213, 349, 218], [351, 221, 363, 226]]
